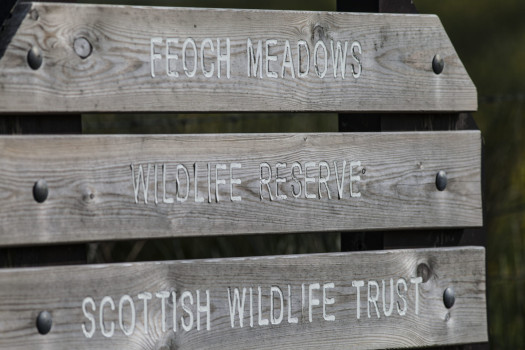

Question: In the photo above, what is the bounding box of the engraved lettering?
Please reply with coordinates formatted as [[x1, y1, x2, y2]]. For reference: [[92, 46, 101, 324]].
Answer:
[[230, 163, 242, 202], [150, 37, 162, 78], [270, 286, 284, 325], [228, 287, 246, 328], [119, 295, 136, 336], [166, 38, 179, 77], [138, 292, 152, 334], [247, 39, 263, 78], [200, 38, 215, 78], [287, 285, 298, 324], [217, 38, 231, 79], [215, 164, 227, 202], [396, 278, 408, 316], [265, 39, 278, 78], [258, 286, 269, 326], [275, 162, 287, 200], [82, 297, 96, 338], [259, 162, 274, 200], [180, 291, 194, 331], [322, 283, 335, 321], [163, 164, 174, 204], [351, 41, 362, 79], [314, 40, 328, 78], [350, 160, 361, 198], [382, 278, 394, 317], [131, 164, 151, 204], [156, 291, 169, 332], [352, 280, 364, 319], [281, 40, 295, 78], [304, 162, 317, 199], [334, 160, 346, 199], [411, 277, 423, 315], [308, 283, 320, 322], [291, 162, 303, 198], [297, 40, 310, 78], [196, 290, 211, 331], [176, 164, 190, 202], [318, 161, 331, 199], [194, 163, 204, 203], [100, 296, 115, 338], [367, 280, 380, 318], [182, 38, 197, 78]]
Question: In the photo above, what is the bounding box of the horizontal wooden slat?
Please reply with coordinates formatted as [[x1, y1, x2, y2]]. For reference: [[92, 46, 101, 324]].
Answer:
[[0, 247, 488, 349], [0, 3, 476, 113], [0, 131, 481, 246]]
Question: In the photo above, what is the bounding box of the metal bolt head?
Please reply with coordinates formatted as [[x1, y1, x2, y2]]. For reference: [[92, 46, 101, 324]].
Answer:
[[33, 179, 48, 203], [433, 54, 444, 74], [74, 37, 92, 59], [36, 311, 52, 335], [27, 46, 42, 70], [443, 287, 455, 309], [436, 170, 447, 191]]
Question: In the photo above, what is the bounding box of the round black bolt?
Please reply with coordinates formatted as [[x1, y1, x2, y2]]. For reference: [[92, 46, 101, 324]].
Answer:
[[36, 311, 52, 335], [443, 287, 455, 309], [435, 170, 447, 191], [73, 37, 92, 59], [33, 179, 48, 203], [432, 54, 445, 74], [27, 46, 43, 70]]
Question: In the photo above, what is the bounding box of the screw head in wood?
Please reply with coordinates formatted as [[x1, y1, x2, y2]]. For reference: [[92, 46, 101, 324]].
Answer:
[[432, 54, 444, 74], [33, 179, 48, 203], [435, 170, 447, 191], [36, 311, 52, 335], [74, 37, 92, 59], [27, 46, 42, 70], [443, 287, 455, 309]]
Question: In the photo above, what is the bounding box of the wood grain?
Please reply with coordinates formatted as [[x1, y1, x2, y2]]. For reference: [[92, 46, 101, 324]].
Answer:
[[0, 131, 482, 246], [0, 2, 476, 113], [0, 247, 488, 349]]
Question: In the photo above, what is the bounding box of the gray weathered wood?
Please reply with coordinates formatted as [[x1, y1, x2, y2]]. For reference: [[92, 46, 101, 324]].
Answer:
[[0, 247, 488, 349], [0, 2, 476, 113], [0, 131, 482, 246]]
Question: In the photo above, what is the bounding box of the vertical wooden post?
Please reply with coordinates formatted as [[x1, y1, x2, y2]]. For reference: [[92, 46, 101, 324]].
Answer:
[[337, 0, 488, 348], [0, 0, 17, 29], [336, 0, 417, 252]]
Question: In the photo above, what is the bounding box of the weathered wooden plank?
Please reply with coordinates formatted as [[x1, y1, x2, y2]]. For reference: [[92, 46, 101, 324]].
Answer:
[[0, 247, 488, 349], [0, 2, 476, 113], [0, 131, 482, 246]]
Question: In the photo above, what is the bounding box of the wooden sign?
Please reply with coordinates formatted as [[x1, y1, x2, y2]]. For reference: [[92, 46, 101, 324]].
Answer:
[[0, 131, 481, 246], [0, 2, 476, 113], [0, 247, 487, 349]]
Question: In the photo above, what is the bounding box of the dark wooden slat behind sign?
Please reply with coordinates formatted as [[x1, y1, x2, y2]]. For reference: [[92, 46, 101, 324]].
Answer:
[[0, 247, 488, 349], [0, 131, 482, 246], [0, 2, 476, 113], [0, 0, 17, 28]]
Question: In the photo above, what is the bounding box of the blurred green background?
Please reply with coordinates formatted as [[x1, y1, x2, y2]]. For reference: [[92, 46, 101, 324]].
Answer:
[[77, 0, 524, 348]]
